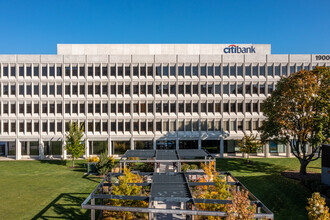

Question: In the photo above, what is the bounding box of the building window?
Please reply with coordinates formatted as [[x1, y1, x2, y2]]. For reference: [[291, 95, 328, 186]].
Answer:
[[178, 65, 184, 76], [246, 102, 251, 113], [192, 65, 198, 76], [230, 65, 236, 76], [183, 65, 190, 77], [201, 65, 206, 76], [57, 66, 62, 77], [208, 65, 213, 76], [230, 120, 236, 131], [147, 66, 153, 76]]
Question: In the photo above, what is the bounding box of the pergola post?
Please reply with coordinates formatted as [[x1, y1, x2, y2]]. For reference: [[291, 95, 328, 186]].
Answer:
[[91, 198, 95, 220], [198, 138, 201, 150], [191, 204, 195, 220]]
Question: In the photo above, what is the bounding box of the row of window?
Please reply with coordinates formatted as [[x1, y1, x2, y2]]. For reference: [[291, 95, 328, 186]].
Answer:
[[0, 63, 318, 78], [0, 119, 263, 134], [0, 82, 275, 96], [0, 101, 264, 115]]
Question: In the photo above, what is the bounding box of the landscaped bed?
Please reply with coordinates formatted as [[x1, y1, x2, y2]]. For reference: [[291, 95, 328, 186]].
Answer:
[[0, 158, 322, 219]]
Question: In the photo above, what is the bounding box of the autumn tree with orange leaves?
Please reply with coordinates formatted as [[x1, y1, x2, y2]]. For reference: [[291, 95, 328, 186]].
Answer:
[[259, 66, 330, 175], [226, 189, 256, 220], [194, 161, 231, 220]]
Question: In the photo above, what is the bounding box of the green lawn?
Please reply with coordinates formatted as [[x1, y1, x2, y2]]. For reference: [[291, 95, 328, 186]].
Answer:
[[0, 160, 100, 220], [0, 158, 321, 220], [217, 158, 321, 220]]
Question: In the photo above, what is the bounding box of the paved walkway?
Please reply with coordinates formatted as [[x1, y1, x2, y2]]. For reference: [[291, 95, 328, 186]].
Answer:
[[154, 201, 185, 220], [153, 162, 185, 220]]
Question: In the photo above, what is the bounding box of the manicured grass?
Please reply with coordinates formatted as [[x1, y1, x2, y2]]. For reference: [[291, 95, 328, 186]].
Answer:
[[217, 158, 321, 220], [0, 158, 321, 219], [0, 160, 101, 220]]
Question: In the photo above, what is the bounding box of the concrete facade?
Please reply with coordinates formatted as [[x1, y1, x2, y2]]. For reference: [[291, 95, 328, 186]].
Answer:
[[0, 44, 329, 160]]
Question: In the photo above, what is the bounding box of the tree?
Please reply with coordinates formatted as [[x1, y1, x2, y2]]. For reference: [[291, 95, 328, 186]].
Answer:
[[108, 167, 148, 219], [259, 66, 330, 175], [226, 189, 256, 220], [306, 192, 330, 220], [238, 133, 263, 163], [65, 122, 85, 168], [193, 162, 231, 219]]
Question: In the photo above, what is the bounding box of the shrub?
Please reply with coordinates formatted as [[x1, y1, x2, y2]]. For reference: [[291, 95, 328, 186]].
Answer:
[[96, 151, 115, 175], [306, 192, 330, 220], [190, 164, 198, 170], [181, 163, 190, 172], [86, 155, 100, 163]]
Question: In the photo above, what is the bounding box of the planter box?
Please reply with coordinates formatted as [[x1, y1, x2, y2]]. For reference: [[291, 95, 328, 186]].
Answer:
[[87, 162, 98, 174]]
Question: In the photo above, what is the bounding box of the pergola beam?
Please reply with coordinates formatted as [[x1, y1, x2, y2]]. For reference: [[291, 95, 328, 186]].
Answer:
[[81, 204, 274, 218]]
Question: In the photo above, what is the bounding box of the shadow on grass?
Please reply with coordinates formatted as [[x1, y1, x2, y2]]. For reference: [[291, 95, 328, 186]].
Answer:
[[235, 174, 310, 220], [39, 160, 67, 166], [216, 158, 288, 175], [69, 163, 87, 173], [32, 193, 90, 220], [82, 174, 103, 183]]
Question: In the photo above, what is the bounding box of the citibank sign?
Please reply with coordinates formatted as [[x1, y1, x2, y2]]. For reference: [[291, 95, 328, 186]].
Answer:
[[224, 44, 256, 54]]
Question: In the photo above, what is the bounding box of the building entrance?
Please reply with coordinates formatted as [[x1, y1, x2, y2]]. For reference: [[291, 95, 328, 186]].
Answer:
[[156, 141, 176, 150]]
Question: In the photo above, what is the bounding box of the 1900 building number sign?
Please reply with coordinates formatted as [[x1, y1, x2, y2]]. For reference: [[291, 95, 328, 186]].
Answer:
[[315, 55, 330, 60]]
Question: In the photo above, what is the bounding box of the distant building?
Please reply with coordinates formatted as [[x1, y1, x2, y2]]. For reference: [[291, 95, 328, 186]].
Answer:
[[0, 44, 329, 159]]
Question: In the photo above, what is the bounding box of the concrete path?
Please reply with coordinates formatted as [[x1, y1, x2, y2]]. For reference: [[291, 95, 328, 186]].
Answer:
[[153, 162, 185, 219], [154, 201, 185, 220]]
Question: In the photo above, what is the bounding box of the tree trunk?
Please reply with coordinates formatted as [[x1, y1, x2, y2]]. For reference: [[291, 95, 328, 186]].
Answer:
[[299, 160, 309, 175], [247, 153, 250, 163], [72, 158, 75, 168]]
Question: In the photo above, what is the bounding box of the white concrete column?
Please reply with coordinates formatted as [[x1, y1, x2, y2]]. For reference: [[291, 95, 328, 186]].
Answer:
[[264, 142, 269, 158], [27, 141, 30, 155], [307, 143, 312, 154], [5, 142, 8, 157], [130, 138, 134, 150], [85, 140, 89, 157], [153, 138, 156, 150], [16, 139, 21, 160], [108, 138, 112, 156], [220, 136, 224, 158], [39, 139, 44, 160], [198, 138, 202, 150], [286, 143, 291, 157], [62, 142, 67, 160], [176, 139, 179, 150]]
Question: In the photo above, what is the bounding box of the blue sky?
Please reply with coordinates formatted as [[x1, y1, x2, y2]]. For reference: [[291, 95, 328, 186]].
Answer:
[[0, 0, 329, 54]]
